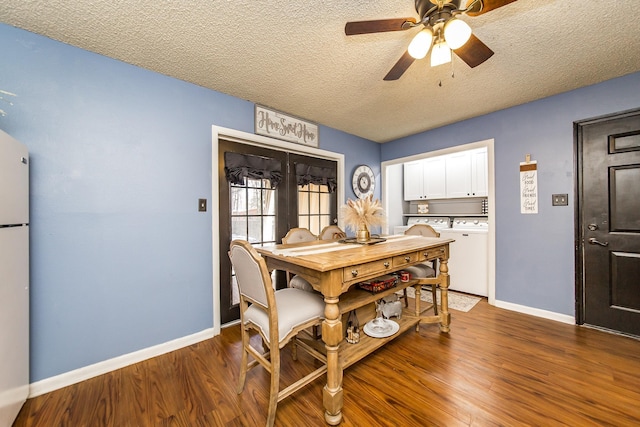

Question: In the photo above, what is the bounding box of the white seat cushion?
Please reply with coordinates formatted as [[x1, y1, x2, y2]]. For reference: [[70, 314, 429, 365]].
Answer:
[[244, 288, 325, 345], [404, 263, 435, 279]]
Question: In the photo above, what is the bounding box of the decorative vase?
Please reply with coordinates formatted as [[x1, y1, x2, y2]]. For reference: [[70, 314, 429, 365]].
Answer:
[[356, 222, 370, 243]]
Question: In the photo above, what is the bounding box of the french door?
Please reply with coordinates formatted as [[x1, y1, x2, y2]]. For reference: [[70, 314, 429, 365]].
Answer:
[[218, 139, 338, 324]]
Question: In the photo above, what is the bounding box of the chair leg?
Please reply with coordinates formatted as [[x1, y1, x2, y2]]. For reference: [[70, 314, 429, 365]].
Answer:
[[266, 347, 281, 427], [237, 327, 249, 394]]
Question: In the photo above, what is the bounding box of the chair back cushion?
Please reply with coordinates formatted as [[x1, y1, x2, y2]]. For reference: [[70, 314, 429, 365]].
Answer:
[[404, 224, 440, 238], [282, 228, 317, 244], [229, 241, 269, 307], [319, 225, 346, 240]]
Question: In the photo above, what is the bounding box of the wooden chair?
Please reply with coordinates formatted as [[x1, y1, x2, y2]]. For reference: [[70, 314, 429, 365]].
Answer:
[[319, 225, 346, 240], [229, 240, 327, 427], [403, 224, 440, 314], [282, 228, 317, 292]]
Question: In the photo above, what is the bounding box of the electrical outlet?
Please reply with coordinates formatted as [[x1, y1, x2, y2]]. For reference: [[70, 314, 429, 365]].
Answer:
[[198, 198, 207, 212], [552, 194, 568, 206]]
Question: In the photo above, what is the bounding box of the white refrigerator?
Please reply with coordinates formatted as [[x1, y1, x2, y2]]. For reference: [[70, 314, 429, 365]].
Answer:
[[0, 129, 29, 426]]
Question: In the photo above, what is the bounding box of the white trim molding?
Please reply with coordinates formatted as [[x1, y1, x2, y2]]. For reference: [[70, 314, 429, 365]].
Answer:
[[494, 300, 575, 325], [29, 328, 214, 397]]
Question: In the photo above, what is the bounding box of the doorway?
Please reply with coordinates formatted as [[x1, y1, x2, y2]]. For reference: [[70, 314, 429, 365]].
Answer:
[[212, 126, 344, 329], [576, 108, 640, 337]]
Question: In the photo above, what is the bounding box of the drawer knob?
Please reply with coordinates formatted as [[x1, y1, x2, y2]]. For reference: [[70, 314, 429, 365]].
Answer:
[[404, 256, 411, 262], [351, 269, 358, 277], [423, 252, 428, 258], [384, 262, 390, 268]]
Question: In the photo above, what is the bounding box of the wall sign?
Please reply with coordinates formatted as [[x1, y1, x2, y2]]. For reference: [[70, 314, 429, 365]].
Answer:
[[255, 105, 319, 147], [520, 159, 538, 214]]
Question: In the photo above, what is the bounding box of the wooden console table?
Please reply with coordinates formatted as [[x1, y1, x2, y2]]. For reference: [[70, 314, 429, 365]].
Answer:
[[256, 234, 453, 425]]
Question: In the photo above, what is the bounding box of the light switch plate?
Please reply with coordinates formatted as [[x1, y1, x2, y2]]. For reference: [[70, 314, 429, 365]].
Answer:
[[198, 198, 207, 212], [552, 194, 568, 206]]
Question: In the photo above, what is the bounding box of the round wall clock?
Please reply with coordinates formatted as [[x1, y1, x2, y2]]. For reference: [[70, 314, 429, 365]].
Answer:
[[352, 165, 375, 199]]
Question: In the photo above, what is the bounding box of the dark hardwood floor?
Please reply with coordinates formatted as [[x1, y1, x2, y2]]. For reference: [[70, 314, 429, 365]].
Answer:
[[14, 299, 640, 426]]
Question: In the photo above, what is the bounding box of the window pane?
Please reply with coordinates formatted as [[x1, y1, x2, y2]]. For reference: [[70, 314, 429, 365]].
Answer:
[[310, 216, 320, 235], [263, 189, 275, 215], [247, 188, 261, 215], [320, 193, 330, 215], [299, 191, 309, 214], [310, 183, 319, 192], [247, 178, 262, 188], [232, 217, 247, 240], [263, 216, 276, 242], [248, 216, 262, 243], [231, 187, 247, 215], [298, 215, 309, 230], [319, 184, 329, 193], [310, 192, 320, 214]]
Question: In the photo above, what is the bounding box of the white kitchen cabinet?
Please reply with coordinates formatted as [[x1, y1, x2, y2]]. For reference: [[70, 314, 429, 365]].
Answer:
[[403, 160, 425, 200], [403, 157, 446, 200], [423, 156, 446, 199], [471, 147, 488, 197], [403, 148, 486, 200], [445, 151, 472, 198]]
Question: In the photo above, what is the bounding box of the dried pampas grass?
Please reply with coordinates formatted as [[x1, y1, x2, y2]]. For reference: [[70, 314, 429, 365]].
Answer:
[[340, 194, 386, 232]]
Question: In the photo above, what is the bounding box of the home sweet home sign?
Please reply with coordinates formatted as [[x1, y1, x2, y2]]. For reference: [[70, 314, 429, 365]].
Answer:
[[255, 105, 319, 147]]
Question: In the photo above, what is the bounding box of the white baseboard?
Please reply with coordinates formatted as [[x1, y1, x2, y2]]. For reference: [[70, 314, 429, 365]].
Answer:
[[29, 328, 215, 398], [494, 300, 575, 325]]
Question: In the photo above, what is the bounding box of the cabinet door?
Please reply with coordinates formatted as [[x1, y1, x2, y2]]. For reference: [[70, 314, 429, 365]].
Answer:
[[423, 157, 446, 199], [471, 148, 488, 197], [445, 152, 472, 198], [403, 160, 424, 200]]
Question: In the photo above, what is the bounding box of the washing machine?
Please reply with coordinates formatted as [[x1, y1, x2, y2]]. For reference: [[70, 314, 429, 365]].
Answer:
[[438, 217, 489, 296]]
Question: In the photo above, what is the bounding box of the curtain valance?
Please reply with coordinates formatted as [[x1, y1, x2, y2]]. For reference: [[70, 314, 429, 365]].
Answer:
[[295, 163, 337, 193], [224, 152, 282, 188]]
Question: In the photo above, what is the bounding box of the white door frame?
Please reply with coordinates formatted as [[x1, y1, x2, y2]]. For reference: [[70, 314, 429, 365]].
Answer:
[[381, 139, 496, 305], [211, 125, 345, 335]]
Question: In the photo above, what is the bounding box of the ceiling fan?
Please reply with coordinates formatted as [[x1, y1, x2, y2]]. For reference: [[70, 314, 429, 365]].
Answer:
[[345, 0, 518, 80]]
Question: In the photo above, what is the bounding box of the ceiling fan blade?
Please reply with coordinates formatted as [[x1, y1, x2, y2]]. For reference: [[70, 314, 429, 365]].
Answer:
[[384, 50, 416, 81], [345, 18, 416, 35], [466, 0, 518, 17], [453, 34, 494, 68]]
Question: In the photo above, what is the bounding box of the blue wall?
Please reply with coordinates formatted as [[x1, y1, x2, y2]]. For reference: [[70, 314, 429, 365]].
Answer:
[[4, 20, 639, 384], [0, 24, 379, 382], [382, 71, 640, 316]]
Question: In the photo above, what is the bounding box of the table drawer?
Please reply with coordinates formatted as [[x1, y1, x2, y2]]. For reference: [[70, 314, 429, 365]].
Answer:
[[418, 246, 448, 262], [393, 252, 419, 268], [343, 258, 393, 281]]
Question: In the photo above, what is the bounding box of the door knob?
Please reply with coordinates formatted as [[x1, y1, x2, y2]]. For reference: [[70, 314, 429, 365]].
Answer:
[[588, 238, 609, 247]]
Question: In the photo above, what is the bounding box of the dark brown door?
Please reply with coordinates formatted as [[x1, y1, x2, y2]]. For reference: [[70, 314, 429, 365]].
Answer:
[[577, 109, 640, 336]]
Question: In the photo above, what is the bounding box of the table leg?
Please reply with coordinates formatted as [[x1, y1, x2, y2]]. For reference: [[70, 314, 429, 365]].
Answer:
[[321, 296, 343, 425], [439, 258, 451, 333]]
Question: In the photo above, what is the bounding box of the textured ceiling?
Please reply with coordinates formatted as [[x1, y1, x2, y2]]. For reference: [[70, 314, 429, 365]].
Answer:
[[2, 1, 640, 143]]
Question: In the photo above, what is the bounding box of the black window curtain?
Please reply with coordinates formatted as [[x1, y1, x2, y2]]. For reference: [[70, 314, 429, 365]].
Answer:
[[224, 152, 283, 189], [295, 163, 337, 193]]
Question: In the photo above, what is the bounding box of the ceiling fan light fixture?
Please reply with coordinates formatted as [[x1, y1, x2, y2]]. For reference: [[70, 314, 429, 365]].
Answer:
[[443, 18, 472, 49], [408, 28, 434, 59], [430, 40, 452, 66]]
